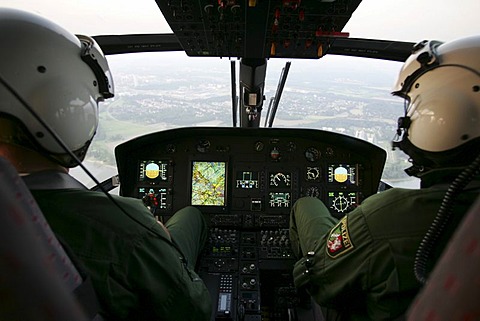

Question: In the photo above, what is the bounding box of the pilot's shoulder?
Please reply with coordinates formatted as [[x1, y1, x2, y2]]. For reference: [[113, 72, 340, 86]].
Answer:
[[353, 187, 446, 237], [47, 189, 164, 238], [96, 193, 164, 232], [359, 187, 444, 215]]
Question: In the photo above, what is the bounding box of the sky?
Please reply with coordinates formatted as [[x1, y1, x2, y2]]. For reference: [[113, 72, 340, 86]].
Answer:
[[1, 0, 478, 42], [345, 0, 479, 42]]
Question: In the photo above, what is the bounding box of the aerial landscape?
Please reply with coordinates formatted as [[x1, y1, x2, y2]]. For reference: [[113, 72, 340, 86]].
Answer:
[[75, 52, 417, 188]]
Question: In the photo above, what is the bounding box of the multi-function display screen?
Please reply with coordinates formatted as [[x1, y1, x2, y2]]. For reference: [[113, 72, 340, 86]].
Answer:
[[191, 161, 227, 206], [138, 187, 168, 211], [269, 192, 291, 208], [236, 171, 259, 189], [139, 160, 169, 184], [327, 164, 357, 185], [269, 172, 291, 188], [327, 191, 358, 215]]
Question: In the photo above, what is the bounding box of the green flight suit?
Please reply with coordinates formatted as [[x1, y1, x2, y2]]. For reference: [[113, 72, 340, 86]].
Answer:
[[289, 170, 479, 320], [27, 172, 212, 321]]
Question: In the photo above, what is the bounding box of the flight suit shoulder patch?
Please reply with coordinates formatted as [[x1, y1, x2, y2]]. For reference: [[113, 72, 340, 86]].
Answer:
[[326, 215, 354, 258]]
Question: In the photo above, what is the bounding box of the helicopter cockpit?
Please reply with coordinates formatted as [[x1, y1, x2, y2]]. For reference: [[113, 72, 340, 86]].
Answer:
[[108, 2, 396, 319], [1, 0, 478, 320]]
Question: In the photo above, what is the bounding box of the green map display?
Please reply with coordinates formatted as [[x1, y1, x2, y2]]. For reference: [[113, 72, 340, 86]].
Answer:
[[191, 161, 226, 206]]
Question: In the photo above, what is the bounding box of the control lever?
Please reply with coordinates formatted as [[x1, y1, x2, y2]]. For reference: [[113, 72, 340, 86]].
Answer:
[[237, 302, 245, 321], [288, 307, 298, 321]]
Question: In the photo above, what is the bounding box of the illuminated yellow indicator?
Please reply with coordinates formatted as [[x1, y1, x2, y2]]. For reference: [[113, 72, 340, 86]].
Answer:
[[145, 163, 160, 179], [334, 166, 348, 183]]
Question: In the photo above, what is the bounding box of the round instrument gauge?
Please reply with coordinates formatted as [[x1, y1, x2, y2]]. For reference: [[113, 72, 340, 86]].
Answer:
[[196, 139, 211, 153], [254, 141, 264, 151], [305, 147, 320, 162], [306, 186, 320, 198]]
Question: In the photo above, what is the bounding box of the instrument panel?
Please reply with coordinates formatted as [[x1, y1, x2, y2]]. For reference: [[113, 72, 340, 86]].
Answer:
[[154, 0, 362, 59], [115, 127, 386, 321]]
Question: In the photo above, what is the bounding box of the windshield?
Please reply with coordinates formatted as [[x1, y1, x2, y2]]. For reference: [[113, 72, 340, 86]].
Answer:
[[2, 0, 479, 189]]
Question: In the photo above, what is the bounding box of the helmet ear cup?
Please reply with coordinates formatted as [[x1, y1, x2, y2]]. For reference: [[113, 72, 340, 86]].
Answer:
[[391, 116, 411, 150], [396, 116, 411, 135]]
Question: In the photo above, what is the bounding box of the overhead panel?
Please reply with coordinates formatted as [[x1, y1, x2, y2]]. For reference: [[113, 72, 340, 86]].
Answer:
[[155, 0, 362, 59]]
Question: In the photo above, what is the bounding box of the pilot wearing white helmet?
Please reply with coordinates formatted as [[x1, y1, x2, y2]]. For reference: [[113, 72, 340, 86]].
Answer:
[[392, 36, 480, 176], [0, 8, 113, 168], [0, 8, 212, 321], [289, 35, 480, 320]]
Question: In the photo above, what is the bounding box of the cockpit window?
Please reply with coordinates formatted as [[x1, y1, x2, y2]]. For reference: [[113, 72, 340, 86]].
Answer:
[[4, 0, 477, 190], [70, 53, 419, 189]]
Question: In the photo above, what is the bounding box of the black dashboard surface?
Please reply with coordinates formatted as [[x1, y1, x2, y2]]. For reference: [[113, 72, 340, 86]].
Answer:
[[115, 127, 386, 321], [116, 127, 385, 219]]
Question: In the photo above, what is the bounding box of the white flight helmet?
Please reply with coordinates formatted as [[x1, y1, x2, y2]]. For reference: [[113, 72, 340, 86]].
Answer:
[[391, 35, 480, 175], [0, 8, 114, 167]]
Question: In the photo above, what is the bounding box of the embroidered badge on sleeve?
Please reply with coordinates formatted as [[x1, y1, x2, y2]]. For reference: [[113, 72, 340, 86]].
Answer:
[[326, 216, 354, 258]]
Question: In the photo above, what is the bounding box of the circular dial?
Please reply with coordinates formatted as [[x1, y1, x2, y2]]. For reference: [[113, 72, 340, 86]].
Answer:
[[325, 147, 334, 157], [254, 141, 264, 151], [305, 147, 320, 162], [270, 172, 290, 187], [306, 186, 320, 198], [331, 195, 351, 213], [287, 141, 296, 152], [196, 139, 211, 153], [166, 144, 176, 153], [306, 166, 321, 181], [270, 147, 281, 160]]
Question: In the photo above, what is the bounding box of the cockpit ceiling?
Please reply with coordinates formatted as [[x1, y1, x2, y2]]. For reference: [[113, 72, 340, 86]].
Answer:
[[155, 0, 362, 59]]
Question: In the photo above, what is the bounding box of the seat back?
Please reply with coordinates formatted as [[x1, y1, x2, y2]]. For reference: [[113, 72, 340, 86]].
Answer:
[[0, 156, 89, 321], [407, 194, 480, 320]]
